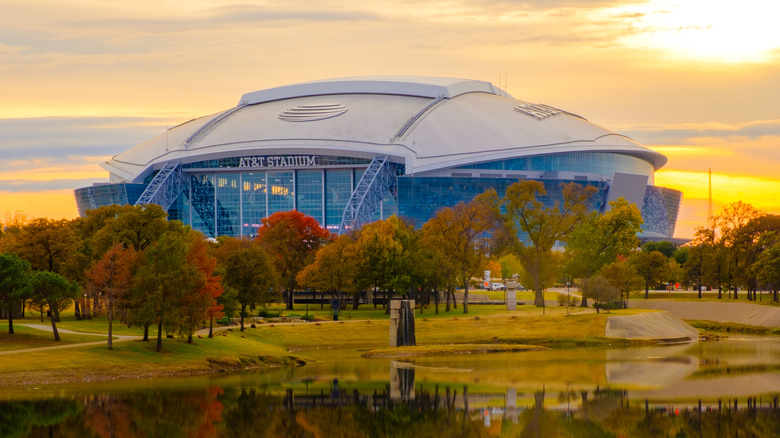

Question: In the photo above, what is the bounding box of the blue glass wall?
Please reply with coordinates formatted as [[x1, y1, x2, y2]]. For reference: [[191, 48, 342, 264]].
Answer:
[[396, 176, 608, 227], [456, 152, 654, 178], [74, 183, 146, 216]]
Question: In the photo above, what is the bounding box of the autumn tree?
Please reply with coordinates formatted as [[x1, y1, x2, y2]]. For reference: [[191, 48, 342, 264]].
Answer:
[[503, 180, 597, 307], [297, 233, 359, 309], [581, 275, 620, 313], [4, 218, 81, 277], [422, 192, 500, 314], [0, 253, 31, 334], [29, 271, 79, 341], [256, 211, 331, 310], [600, 258, 643, 308], [181, 236, 223, 343], [219, 237, 279, 331], [85, 243, 137, 349]]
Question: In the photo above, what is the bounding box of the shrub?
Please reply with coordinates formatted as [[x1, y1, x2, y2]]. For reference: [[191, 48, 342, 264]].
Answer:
[[557, 294, 579, 307], [257, 309, 281, 318]]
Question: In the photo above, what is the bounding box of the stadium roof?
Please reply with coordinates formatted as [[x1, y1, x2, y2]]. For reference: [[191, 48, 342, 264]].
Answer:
[[103, 76, 667, 182]]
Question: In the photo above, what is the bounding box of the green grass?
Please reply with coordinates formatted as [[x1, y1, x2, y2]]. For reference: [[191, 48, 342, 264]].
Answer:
[[0, 323, 116, 351]]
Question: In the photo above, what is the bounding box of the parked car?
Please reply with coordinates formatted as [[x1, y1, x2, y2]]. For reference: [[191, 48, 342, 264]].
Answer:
[[490, 282, 506, 291]]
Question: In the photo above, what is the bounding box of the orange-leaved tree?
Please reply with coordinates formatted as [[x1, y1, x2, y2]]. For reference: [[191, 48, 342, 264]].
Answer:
[[256, 211, 331, 310], [85, 243, 137, 349]]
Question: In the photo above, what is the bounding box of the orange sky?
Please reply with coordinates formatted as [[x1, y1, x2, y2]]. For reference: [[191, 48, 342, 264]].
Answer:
[[2, 0, 780, 238]]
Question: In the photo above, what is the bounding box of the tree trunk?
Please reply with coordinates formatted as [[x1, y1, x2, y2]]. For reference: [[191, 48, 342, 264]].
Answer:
[[49, 306, 60, 341], [434, 287, 439, 314], [445, 285, 451, 312], [208, 317, 214, 338], [74, 300, 82, 320], [718, 286, 722, 299], [385, 289, 394, 315], [240, 304, 246, 331], [107, 295, 113, 350], [462, 279, 469, 314], [142, 324, 149, 342], [8, 301, 14, 335], [353, 292, 360, 310], [644, 284, 649, 299], [156, 322, 163, 352], [187, 328, 193, 344]]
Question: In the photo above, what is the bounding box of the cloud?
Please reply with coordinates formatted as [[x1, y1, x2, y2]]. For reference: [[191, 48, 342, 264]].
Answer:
[[621, 119, 780, 144], [0, 178, 104, 192], [0, 116, 169, 163]]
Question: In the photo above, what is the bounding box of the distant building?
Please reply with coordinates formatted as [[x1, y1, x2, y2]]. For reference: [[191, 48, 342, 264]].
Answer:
[[74, 76, 681, 239]]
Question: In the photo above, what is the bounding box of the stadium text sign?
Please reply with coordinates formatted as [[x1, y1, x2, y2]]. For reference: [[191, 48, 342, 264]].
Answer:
[[238, 155, 318, 168]]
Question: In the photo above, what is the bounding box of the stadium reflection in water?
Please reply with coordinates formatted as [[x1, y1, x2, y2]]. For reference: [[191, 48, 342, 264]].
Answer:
[[5, 338, 780, 437]]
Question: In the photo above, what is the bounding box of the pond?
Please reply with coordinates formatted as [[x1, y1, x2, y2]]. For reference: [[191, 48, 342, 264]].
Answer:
[[3, 337, 780, 437]]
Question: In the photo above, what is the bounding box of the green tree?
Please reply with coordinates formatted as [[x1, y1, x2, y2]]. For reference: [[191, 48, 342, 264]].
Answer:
[[355, 216, 417, 314], [29, 271, 79, 341], [256, 211, 331, 310], [503, 180, 597, 307], [630, 250, 668, 298], [565, 198, 643, 306], [130, 228, 204, 352], [0, 253, 31, 334], [219, 237, 279, 331]]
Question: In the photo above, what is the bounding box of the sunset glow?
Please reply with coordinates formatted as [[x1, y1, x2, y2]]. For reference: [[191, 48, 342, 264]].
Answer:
[[1, 0, 779, 239]]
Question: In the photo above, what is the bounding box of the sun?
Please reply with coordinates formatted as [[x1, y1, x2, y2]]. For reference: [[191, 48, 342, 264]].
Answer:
[[619, 0, 780, 63]]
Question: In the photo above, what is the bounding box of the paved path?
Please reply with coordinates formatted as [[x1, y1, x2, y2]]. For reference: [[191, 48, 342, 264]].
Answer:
[[628, 300, 780, 327], [0, 324, 143, 356]]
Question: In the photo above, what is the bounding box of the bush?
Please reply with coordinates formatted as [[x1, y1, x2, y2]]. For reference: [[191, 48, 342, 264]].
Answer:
[[257, 309, 281, 318], [557, 294, 579, 307], [216, 316, 230, 325]]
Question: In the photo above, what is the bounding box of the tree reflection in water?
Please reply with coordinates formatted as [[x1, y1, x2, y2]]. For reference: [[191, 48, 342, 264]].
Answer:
[[6, 382, 780, 437]]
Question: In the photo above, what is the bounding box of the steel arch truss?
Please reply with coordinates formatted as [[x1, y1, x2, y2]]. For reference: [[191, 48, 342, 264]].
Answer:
[[338, 155, 397, 235]]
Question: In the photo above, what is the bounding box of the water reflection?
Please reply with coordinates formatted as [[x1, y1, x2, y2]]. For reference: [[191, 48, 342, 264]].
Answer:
[[5, 338, 780, 437]]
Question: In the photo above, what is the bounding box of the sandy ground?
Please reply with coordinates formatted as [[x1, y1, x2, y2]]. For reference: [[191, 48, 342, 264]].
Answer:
[[627, 299, 780, 327]]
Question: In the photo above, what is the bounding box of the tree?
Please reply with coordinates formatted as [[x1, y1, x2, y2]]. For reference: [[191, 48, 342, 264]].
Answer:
[[4, 218, 80, 275], [565, 198, 643, 306], [629, 250, 668, 298], [355, 216, 417, 314], [85, 243, 136, 349], [130, 228, 204, 352], [423, 190, 501, 314], [581, 275, 620, 313], [503, 180, 598, 307], [256, 211, 331, 310], [297, 233, 359, 309], [754, 240, 780, 302], [181, 236, 223, 343], [0, 253, 31, 334], [29, 271, 79, 341], [600, 258, 643, 308], [219, 237, 279, 331]]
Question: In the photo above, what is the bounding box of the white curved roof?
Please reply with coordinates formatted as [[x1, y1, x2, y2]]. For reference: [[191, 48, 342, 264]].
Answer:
[[104, 76, 666, 182]]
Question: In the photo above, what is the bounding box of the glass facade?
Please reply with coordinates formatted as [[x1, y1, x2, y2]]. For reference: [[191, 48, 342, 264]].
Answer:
[[76, 152, 680, 239], [456, 152, 654, 181], [396, 176, 608, 227], [74, 183, 146, 216]]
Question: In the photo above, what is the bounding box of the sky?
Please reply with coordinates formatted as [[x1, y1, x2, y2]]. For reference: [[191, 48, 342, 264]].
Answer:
[[1, 0, 780, 238]]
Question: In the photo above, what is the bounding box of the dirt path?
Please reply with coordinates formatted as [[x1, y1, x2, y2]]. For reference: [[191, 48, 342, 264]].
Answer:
[[628, 300, 780, 327]]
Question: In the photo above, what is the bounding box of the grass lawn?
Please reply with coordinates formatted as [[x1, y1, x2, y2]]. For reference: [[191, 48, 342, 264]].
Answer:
[[0, 323, 116, 351]]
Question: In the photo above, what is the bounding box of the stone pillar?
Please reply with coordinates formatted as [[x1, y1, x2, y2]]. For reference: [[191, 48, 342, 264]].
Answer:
[[506, 290, 517, 310], [389, 299, 416, 347], [390, 361, 415, 401]]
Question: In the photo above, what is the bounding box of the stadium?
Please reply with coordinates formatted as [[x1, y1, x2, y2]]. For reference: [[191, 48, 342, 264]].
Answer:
[[74, 76, 682, 239]]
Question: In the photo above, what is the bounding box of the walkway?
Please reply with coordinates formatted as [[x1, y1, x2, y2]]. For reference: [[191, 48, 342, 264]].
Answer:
[[628, 300, 780, 327]]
